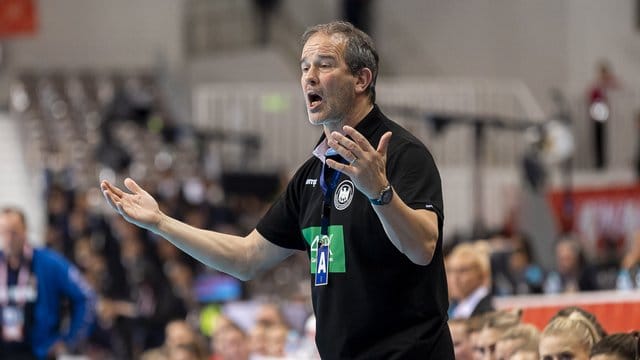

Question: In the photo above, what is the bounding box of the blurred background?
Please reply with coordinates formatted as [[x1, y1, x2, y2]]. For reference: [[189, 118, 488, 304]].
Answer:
[[0, 0, 639, 359]]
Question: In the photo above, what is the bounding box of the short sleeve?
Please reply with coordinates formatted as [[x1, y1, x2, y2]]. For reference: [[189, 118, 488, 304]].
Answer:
[[256, 172, 307, 251], [387, 143, 444, 224]]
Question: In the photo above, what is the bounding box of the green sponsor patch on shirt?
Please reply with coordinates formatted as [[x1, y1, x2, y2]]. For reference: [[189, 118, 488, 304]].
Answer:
[[302, 225, 346, 273]]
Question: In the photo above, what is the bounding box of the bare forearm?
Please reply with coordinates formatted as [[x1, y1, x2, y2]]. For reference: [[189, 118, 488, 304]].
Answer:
[[373, 191, 439, 265], [154, 213, 253, 280]]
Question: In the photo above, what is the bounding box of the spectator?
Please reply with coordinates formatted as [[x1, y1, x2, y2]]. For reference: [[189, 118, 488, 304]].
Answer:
[[0, 207, 95, 359], [264, 323, 290, 358], [447, 242, 494, 319], [449, 319, 473, 360], [495, 323, 540, 360], [141, 319, 203, 360], [590, 332, 639, 360], [475, 310, 521, 360], [586, 61, 620, 170], [544, 237, 598, 294], [539, 308, 603, 360], [211, 321, 250, 360], [492, 235, 544, 296], [551, 306, 607, 339]]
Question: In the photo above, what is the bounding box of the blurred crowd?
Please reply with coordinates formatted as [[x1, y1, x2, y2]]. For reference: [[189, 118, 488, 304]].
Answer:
[[449, 306, 639, 360], [445, 228, 640, 318]]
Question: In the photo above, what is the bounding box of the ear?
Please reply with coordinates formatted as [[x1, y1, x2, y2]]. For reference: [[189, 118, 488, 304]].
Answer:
[[354, 68, 373, 95]]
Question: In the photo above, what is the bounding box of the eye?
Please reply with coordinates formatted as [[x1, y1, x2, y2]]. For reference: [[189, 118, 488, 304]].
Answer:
[[559, 352, 575, 360]]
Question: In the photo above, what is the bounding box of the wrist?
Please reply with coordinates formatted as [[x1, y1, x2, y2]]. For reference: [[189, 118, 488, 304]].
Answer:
[[154, 211, 169, 233], [370, 184, 393, 206]]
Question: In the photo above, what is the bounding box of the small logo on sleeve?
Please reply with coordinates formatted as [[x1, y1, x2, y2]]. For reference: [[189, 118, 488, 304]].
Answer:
[[305, 179, 317, 187]]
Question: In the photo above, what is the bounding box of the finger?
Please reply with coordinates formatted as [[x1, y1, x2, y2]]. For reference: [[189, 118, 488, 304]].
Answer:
[[102, 188, 122, 212], [330, 132, 366, 160], [326, 158, 355, 176], [343, 126, 375, 152], [327, 137, 359, 164], [101, 180, 125, 198], [124, 178, 146, 195], [377, 131, 392, 156]]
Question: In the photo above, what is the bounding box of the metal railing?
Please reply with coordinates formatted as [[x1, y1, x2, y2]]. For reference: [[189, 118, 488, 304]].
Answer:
[[192, 78, 546, 173]]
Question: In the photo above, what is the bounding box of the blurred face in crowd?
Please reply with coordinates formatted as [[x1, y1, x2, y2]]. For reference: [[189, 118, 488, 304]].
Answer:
[[476, 327, 501, 360], [447, 254, 484, 300], [495, 338, 524, 360], [556, 242, 579, 275], [300, 32, 358, 128], [214, 326, 250, 360], [265, 324, 289, 357], [0, 211, 27, 259], [510, 350, 538, 360], [539, 333, 590, 360], [165, 321, 197, 354], [249, 324, 268, 355], [449, 321, 473, 360]]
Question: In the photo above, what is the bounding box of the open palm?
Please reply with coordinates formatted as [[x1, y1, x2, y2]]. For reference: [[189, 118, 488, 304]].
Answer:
[[101, 178, 163, 231]]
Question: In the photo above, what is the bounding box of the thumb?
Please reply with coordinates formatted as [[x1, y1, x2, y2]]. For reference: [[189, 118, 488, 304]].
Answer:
[[377, 131, 392, 156], [124, 178, 145, 194]]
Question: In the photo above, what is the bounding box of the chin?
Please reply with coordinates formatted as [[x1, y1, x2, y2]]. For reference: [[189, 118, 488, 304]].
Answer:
[[307, 114, 326, 126]]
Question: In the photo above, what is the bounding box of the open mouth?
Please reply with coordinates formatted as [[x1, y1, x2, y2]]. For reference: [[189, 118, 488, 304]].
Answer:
[[307, 92, 323, 109]]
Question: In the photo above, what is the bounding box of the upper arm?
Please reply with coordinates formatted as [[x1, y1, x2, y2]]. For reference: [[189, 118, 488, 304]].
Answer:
[[243, 229, 297, 280]]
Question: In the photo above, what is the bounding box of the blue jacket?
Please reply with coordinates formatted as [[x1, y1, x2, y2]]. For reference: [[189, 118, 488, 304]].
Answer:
[[2, 248, 96, 358]]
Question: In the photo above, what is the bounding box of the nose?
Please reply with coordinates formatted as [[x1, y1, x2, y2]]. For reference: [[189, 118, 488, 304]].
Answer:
[[302, 66, 318, 86]]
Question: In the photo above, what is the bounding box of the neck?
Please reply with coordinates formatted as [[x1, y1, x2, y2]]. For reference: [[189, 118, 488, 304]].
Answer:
[[323, 102, 374, 138]]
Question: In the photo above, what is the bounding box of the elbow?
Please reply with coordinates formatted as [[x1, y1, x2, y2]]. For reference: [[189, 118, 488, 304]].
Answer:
[[235, 264, 258, 281], [225, 261, 256, 282], [408, 236, 437, 266]]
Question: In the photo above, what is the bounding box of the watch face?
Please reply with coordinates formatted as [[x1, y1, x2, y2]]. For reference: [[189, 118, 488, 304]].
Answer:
[[381, 187, 393, 204]]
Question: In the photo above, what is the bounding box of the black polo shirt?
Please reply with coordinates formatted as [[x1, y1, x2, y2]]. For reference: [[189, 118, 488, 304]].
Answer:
[[257, 105, 453, 359]]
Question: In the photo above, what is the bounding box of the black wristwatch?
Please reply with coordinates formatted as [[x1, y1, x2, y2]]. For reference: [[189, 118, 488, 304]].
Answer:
[[370, 185, 393, 205]]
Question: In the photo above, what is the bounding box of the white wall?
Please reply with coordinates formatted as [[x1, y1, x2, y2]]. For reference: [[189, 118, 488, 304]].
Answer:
[[5, 0, 184, 70], [374, 0, 640, 108], [374, 0, 569, 111], [566, 0, 640, 92]]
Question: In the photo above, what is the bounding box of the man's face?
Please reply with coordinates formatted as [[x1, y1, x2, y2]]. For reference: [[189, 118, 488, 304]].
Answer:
[[300, 32, 358, 127], [447, 254, 484, 300], [0, 212, 27, 257]]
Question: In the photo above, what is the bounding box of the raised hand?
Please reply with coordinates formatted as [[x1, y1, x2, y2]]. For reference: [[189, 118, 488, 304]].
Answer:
[[326, 125, 392, 199], [100, 178, 163, 231]]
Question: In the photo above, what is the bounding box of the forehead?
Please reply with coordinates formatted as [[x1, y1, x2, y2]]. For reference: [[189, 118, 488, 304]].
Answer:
[[540, 333, 583, 354], [0, 213, 23, 229], [448, 253, 477, 267], [301, 32, 347, 60], [477, 327, 501, 345]]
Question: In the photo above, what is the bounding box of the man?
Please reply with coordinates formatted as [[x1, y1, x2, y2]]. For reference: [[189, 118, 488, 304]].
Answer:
[[447, 242, 494, 319], [0, 207, 95, 359], [102, 21, 453, 358]]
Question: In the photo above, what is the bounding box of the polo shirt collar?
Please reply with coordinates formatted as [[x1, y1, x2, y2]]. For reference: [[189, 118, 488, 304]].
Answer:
[[312, 104, 382, 162]]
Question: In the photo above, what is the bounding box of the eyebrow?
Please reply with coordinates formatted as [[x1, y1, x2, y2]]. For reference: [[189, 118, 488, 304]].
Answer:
[[300, 54, 337, 65]]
